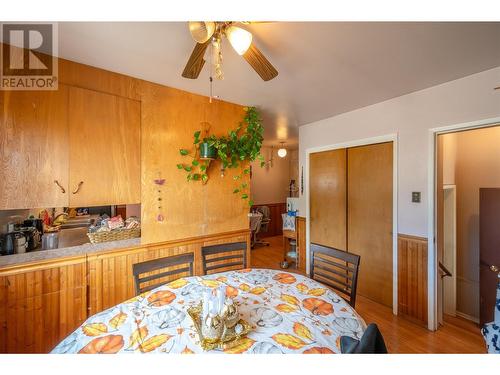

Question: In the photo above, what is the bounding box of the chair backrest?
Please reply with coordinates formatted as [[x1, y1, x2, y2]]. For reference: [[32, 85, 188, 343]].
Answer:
[[340, 323, 388, 354], [310, 243, 361, 307], [133, 253, 194, 295], [201, 241, 247, 275], [249, 213, 263, 233], [256, 206, 270, 220]]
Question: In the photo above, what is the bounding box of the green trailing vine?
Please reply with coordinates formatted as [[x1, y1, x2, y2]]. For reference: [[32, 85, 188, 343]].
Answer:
[[177, 106, 265, 206]]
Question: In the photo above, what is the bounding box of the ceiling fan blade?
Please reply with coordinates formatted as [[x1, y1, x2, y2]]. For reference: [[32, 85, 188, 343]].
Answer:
[[182, 40, 210, 79], [242, 43, 278, 81]]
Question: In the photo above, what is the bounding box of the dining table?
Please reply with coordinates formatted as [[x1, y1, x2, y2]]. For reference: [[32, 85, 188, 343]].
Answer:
[[51, 268, 366, 354]]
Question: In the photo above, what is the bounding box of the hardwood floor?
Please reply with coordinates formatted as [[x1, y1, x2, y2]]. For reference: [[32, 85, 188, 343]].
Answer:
[[251, 235, 487, 353]]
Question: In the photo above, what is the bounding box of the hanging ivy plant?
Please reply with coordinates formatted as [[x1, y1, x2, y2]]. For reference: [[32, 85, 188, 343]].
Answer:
[[177, 106, 265, 206]]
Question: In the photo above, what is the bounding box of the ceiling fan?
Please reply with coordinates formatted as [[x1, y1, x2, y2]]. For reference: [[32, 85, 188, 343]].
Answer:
[[182, 21, 278, 82]]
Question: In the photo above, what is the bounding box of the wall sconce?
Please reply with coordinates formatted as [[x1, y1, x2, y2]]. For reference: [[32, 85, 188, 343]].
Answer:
[[264, 147, 274, 168], [278, 142, 287, 158]]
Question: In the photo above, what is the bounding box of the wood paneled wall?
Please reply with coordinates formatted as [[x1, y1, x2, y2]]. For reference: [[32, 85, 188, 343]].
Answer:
[[398, 234, 428, 325], [140, 83, 249, 243], [0, 229, 250, 353], [88, 230, 250, 314], [251, 202, 286, 237]]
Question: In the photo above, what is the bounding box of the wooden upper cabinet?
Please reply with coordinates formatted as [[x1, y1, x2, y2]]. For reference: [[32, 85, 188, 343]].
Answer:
[[0, 87, 70, 209], [68, 87, 141, 207]]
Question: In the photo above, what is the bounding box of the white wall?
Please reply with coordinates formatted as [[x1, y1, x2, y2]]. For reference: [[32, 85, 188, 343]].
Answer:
[[299, 66, 500, 237]]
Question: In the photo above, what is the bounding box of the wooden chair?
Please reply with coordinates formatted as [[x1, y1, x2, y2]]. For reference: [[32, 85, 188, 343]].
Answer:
[[201, 241, 247, 275], [133, 253, 194, 295], [310, 243, 360, 307]]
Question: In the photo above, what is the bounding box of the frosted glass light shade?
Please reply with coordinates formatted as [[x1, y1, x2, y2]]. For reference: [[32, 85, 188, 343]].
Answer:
[[278, 148, 287, 158], [226, 26, 252, 55], [188, 21, 215, 43]]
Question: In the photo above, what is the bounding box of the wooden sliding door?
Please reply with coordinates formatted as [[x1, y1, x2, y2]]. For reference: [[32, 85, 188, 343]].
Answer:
[[310, 149, 347, 250], [348, 142, 393, 307]]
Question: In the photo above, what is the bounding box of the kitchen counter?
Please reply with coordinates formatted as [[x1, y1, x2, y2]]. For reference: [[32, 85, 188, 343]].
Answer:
[[0, 237, 141, 268]]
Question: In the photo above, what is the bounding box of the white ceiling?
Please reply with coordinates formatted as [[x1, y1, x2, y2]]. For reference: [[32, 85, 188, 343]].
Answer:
[[58, 22, 500, 146]]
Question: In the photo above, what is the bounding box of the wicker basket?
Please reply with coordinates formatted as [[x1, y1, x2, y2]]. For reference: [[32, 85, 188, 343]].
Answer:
[[87, 228, 141, 244]]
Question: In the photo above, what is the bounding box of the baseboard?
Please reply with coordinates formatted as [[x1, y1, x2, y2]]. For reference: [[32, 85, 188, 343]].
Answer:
[[455, 311, 480, 324]]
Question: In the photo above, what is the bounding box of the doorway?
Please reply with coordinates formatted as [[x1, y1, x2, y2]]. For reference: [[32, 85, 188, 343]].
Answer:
[[307, 137, 397, 309], [436, 123, 500, 329]]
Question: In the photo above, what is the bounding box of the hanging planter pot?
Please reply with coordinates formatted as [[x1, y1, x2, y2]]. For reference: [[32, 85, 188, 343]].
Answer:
[[199, 141, 217, 160]]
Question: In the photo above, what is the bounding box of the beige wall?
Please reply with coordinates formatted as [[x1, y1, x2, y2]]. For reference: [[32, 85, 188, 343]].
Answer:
[[250, 146, 298, 205], [442, 125, 500, 320]]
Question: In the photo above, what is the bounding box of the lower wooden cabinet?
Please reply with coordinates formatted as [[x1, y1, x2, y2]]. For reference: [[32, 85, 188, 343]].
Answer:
[[0, 257, 87, 353]]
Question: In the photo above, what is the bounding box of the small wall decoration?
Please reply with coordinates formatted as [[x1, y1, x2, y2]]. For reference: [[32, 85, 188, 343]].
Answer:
[[154, 173, 166, 222], [177, 107, 265, 206]]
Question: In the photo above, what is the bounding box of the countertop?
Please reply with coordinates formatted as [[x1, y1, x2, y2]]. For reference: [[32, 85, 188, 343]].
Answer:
[[0, 237, 141, 268]]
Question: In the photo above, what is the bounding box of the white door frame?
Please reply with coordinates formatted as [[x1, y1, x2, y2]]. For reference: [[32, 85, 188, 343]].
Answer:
[[305, 133, 399, 315], [427, 116, 500, 331], [442, 184, 457, 320]]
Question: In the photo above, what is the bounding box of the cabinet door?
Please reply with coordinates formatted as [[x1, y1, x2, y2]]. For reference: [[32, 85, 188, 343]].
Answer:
[[0, 87, 69, 209], [68, 87, 141, 207], [0, 259, 87, 353], [348, 142, 393, 307]]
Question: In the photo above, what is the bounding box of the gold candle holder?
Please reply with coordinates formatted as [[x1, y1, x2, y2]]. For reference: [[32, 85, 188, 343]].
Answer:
[[187, 301, 252, 351]]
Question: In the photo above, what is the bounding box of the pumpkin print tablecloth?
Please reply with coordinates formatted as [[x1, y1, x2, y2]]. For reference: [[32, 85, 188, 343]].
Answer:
[[52, 268, 366, 354]]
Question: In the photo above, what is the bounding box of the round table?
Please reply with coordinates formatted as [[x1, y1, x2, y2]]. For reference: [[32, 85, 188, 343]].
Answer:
[[52, 268, 365, 354]]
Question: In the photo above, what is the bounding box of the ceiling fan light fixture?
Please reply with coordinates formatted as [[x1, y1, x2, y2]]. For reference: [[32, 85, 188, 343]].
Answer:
[[188, 21, 216, 44], [226, 25, 253, 55]]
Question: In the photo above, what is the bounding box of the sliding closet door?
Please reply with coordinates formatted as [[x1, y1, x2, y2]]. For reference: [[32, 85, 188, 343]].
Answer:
[[310, 149, 347, 250], [348, 142, 393, 307]]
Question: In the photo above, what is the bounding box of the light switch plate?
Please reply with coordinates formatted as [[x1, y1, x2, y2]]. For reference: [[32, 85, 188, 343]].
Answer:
[[412, 192, 421, 203]]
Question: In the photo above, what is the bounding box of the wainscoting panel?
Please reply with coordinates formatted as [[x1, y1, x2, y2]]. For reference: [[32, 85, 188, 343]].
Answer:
[[88, 230, 251, 315], [398, 234, 428, 325]]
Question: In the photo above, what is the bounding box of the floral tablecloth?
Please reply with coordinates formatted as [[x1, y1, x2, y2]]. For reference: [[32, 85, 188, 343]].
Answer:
[[52, 268, 365, 354]]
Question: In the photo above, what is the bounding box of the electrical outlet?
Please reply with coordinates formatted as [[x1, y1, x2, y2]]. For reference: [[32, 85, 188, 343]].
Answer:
[[412, 192, 421, 203]]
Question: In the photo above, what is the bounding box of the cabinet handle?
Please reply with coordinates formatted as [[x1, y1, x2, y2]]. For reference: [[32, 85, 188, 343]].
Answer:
[[72, 181, 84, 194], [53, 180, 66, 193]]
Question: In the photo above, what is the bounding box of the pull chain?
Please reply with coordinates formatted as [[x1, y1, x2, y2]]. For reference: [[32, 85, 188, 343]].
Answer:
[[209, 37, 213, 103]]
